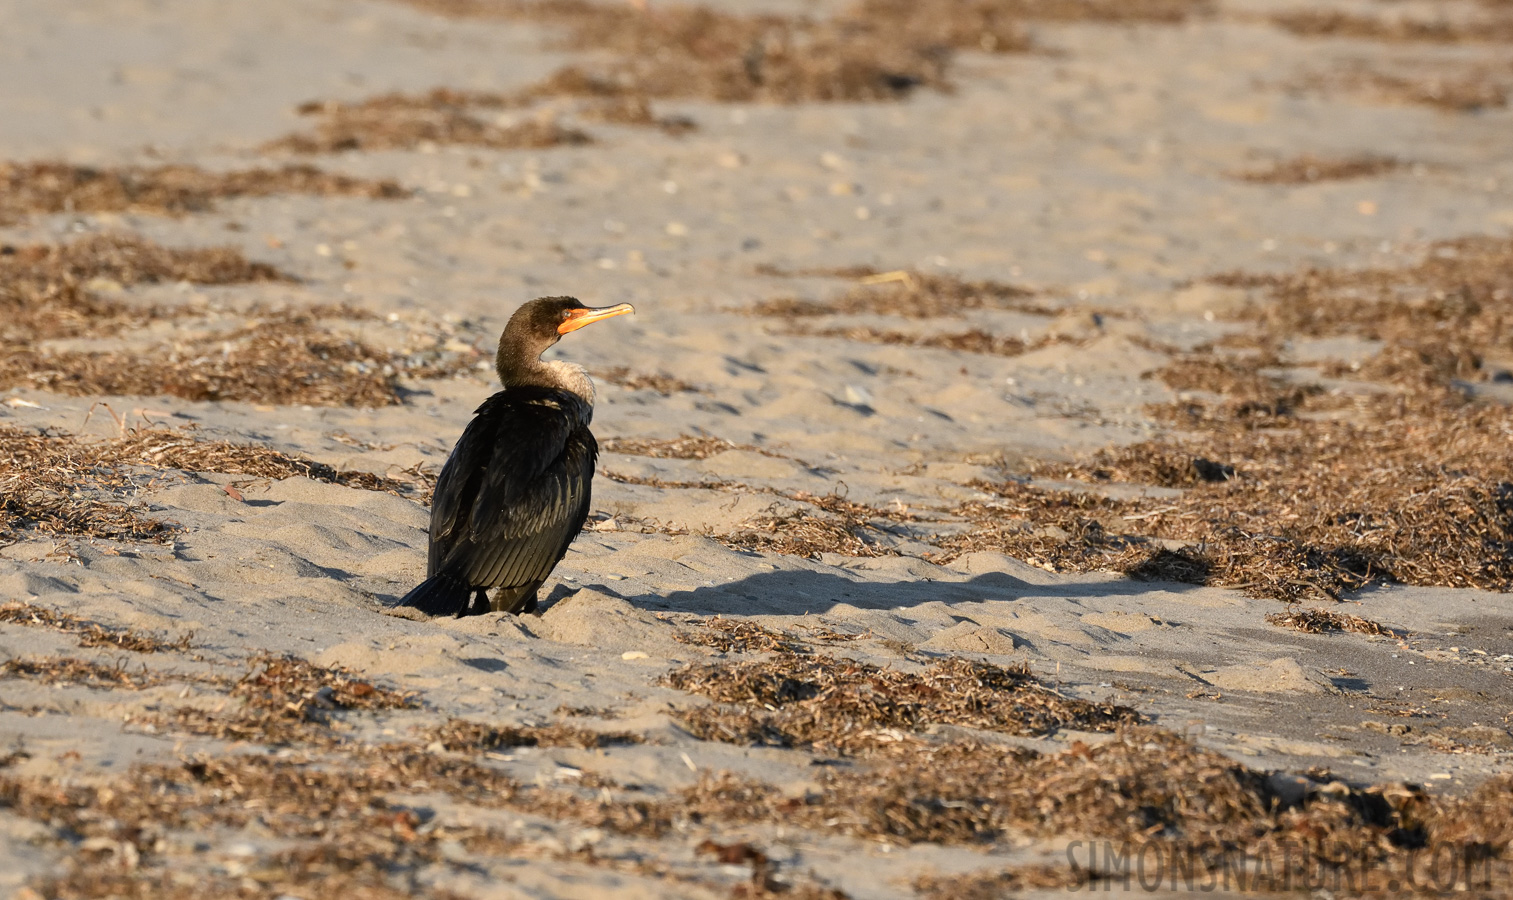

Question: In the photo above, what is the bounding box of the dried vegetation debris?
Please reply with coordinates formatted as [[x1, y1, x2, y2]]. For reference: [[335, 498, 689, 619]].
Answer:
[[914, 865, 1092, 899], [940, 236, 1513, 602], [792, 323, 1078, 358], [716, 500, 900, 560], [9, 731, 1509, 899], [429, 718, 644, 751], [379, 0, 1212, 117], [672, 616, 811, 655], [681, 732, 1512, 890], [285, 0, 1215, 155], [0, 655, 170, 690], [0, 161, 406, 224], [101, 427, 420, 494], [0, 233, 483, 406], [681, 729, 1269, 846], [590, 365, 702, 395], [0, 424, 420, 545], [265, 92, 594, 154], [1299, 57, 1513, 112], [1, 233, 284, 347], [157, 654, 417, 746], [0, 601, 192, 653], [1272, 6, 1513, 44], [446, 2, 956, 105], [1231, 153, 1403, 185], [1265, 607, 1395, 637], [600, 433, 765, 460], [5, 639, 1509, 896], [754, 267, 1100, 359], [0, 424, 179, 545], [1218, 236, 1513, 391], [753, 267, 1047, 318], [664, 653, 1138, 752], [4, 750, 529, 900]]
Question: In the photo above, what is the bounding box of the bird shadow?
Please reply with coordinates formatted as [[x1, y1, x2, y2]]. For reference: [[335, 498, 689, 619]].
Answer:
[[541, 562, 1207, 619]]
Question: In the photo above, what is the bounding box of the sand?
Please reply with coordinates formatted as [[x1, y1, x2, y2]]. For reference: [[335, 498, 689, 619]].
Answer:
[[1, 0, 1511, 897]]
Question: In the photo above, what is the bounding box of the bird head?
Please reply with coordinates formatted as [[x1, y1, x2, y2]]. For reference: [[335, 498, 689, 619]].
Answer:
[[496, 296, 635, 382]]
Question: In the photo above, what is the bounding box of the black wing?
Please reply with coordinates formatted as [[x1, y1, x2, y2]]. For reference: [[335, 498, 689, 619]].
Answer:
[[427, 387, 597, 590]]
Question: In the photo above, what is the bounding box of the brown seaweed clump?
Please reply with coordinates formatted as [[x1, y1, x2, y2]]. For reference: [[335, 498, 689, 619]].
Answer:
[[429, 718, 644, 751], [672, 616, 812, 654], [717, 501, 899, 560], [937, 236, 1513, 602], [753, 269, 1050, 318], [0, 233, 482, 407], [664, 653, 1138, 752], [1231, 154, 1403, 185], [790, 323, 1078, 358], [0, 601, 193, 652], [0, 424, 180, 545], [160, 654, 418, 746], [0, 424, 419, 545], [0, 161, 406, 224], [264, 92, 594, 154], [590, 365, 702, 395], [1265, 607, 1395, 637], [1273, 8, 1513, 45], [600, 434, 757, 460]]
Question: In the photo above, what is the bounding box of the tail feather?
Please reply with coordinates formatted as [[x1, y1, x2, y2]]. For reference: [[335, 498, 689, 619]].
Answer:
[[399, 571, 476, 617]]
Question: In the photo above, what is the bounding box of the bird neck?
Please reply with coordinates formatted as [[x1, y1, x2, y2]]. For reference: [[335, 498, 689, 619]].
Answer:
[[496, 354, 596, 405]]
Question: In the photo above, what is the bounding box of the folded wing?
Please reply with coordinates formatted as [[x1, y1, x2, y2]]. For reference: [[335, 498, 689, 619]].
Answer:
[[426, 387, 597, 593]]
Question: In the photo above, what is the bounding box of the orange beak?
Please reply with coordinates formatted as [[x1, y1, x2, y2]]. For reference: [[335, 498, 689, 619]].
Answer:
[[558, 302, 635, 334]]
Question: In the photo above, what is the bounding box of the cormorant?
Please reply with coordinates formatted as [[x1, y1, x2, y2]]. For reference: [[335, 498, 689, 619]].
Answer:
[[399, 296, 634, 617]]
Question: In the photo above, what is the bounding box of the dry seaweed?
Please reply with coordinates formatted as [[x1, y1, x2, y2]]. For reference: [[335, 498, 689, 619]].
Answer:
[[0, 601, 192, 653], [1354, 65, 1511, 112], [2, 750, 580, 899], [0, 162, 405, 224], [265, 95, 593, 154], [600, 434, 757, 460], [3, 313, 404, 407], [664, 654, 1138, 752], [683, 729, 1271, 845], [679, 726, 1508, 891], [672, 616, 811, 654], [1265, 607, 1395, 637], [96, 427, 419, 494], [914, 865, 1092, 899], [1232, 154, 1403, 185], [429, 718, 644, 751], [789, 323, 1077, 358], [160, 654, 417, 746], [0, 232, 284, 344], [322, 0, 1211, 165], [938, 236, 1513, 601], [1214, 236, 1513, 391], [591, 366, 703, 395], [947, 399, 1513, 601], [752, 269, 1051, 319], [718, 504, 897, 560], [0, 656, 166, 691], [10, 734, 1507, 898], [0, 425, 178, 544], [0, 423, 421, 544], [471, 4, 953, 104], [1273, 9, 1513, 44], [0, 234, 483, 406]]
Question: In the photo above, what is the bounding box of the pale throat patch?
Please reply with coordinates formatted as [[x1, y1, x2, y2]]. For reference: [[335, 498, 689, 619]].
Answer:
[[544, 359, 595, 404]]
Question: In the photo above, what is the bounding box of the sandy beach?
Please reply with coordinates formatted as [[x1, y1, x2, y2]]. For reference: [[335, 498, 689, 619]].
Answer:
[[2, 0, 1512, 896]]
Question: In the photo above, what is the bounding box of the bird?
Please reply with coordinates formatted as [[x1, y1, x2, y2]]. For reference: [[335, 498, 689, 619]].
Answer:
[[398, 296, 634, 617]]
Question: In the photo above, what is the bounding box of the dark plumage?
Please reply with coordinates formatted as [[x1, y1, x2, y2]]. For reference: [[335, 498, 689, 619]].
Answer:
[[399, 296, 633, 617]]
